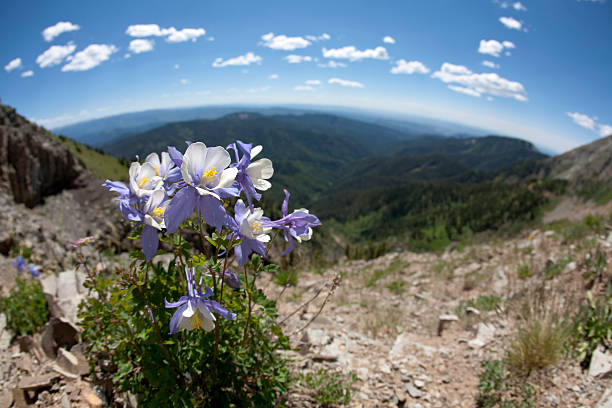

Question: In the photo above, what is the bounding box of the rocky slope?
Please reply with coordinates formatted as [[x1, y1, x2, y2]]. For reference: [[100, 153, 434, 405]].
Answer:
[[544, 134, 612, 184]]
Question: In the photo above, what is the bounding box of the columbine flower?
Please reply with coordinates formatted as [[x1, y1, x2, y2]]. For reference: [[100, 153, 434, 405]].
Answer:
[[222, 270, 242, 289], [102, 179, 140, 221], [164, 267, 236, 334], [227, 199, 272, 266], [228, 141, 274, 209], [266, 189, 322, 255], [144, 152, 182, 188], [165, 142, 239, 233], [129, 161, 163, 198], [13, 256, 26, 273], [140, 189, 169, 261], [27, 264, 40, 278]]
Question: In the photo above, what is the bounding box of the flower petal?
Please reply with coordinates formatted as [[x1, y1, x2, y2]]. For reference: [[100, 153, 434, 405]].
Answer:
[[164, 186, 197, 234], [141, 224, 159, 261], [217, 167, 238, 189]]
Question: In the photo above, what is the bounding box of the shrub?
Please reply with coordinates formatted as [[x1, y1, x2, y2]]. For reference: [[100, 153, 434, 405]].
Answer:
[[517, 263, 531, 279], [572, 290, 612, 366], [0, 278, 48, 336], [476, 360, 536, 408]]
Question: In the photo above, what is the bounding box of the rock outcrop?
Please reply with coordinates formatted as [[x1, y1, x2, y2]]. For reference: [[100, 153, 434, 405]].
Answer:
[[0, 104, 83, 207]]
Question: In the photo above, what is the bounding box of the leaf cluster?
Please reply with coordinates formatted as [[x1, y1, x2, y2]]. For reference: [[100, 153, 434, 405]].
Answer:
[[0, 278, 48, 336]]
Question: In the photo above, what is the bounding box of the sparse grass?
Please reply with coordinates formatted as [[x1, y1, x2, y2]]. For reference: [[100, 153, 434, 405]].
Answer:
[[506, 287, 570, 376], [386, 280, 406, 294], [55, 134, 129, 182], [572, 290, 612, 365], [476, 360, 537, 408], [364, 258, 407, 287], [363, 308, 402, 338], [545, 214, 604, 244], [298, 369, 357, 407], [544, 255, 573, 279], [458, 294, 503, 314], [517, 263, 531, 279]]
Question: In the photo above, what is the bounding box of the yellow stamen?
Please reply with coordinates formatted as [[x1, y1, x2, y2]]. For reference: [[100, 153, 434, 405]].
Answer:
[[250, 220, 263, 234], [152, 207, 165, 219], [191, 312, 203, 330], [138, 177, 149, 188], [154, 165, 160, 176], [200, 167, 218, 185]]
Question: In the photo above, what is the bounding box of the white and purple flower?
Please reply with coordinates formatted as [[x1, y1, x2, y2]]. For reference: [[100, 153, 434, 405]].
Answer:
[[227, 199, 272, 266], [164, 267, 235, 334], [228, 141, 273, 209]]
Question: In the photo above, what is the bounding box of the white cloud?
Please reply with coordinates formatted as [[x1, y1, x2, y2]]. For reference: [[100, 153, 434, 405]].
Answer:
[[499, 16, 523, 30], [448, 85, 481, 98], [306, 33, 331, 41], [322, 46, 389, 61], [166, 28, 206, 43], [566, 112, 596, 130], [599, 124, 612, 137], [513, 2, 527, 11], [174, 64, 180, 69], [328, 78, 365, 88], [212, 52, 262, 67], [42, 21, 80, 42], [260, 32, 311, 50], [21, 70, 34, 78], [383, 36, 396, 44], [4, 58, 22, 72], [478, 40, 503, 57], [305, 79, 321, 85], [317, 60, 347, 68], [269, 73, 279, 79], [124, 53, 131, 59], [432, 62, 527, 101], [502, 41, 516, 49], [284, 54, 312, 63], [126, 24, 206, 43], [36, 43, 76, 68], [294, 85, 314, 91], [482, 60, 500, 69], [180, 78, 190, 85], [61, 44, 118, 72], [129, 39, 154, 54], [390, 59, 430, 75]]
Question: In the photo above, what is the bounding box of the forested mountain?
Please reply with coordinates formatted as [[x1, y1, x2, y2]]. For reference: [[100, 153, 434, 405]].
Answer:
[[96, 112, 554, 249]]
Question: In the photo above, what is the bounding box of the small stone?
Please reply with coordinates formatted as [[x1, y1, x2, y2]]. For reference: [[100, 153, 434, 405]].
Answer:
[[437, 314, 459, 336], [86, 391, 104, 408], [589, 348, 612, 377], [465, 307, 480, 315], [405, 382, 422, 399], [61, 393, 71, 408], [0, 390, 14, 408], [18, 372, 60, 391], [468, 323, 495, 349], [414, 379, 425, 388], [57, 348, 79, 374], [41, 317, 79, 359], [0, 313, 12, 351]]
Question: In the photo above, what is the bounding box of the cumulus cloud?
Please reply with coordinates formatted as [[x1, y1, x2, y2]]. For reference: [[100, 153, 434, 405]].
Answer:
[[21, 70, 34, 78], [566, 112, 596, 130], [328, 78, 365, 88], [126, 24, 168, 37], [478, 39, 515, 57], [42, 21, 80, 42], [61, 44, 118, 72], [448, 85, 481, 97], [390, 59, 430, 74], [179, 78, 190, 85], [284, 54, 312, 63], [36, 43, 77, 68], [294, 85, 314, 91], [317, 60, 347, 68], [260, 32, 311, 50], [482, 60, 500, 69], [4, 58, 22, 72], [212, 52, 262, 67], [499, 16, 523, 30], [126, 24, 206, 43], [166, 28, 206, 43], [566, 112, 612, 137], [129, 39, 154, 54], [306, 33, 331, 41], [432, 62, 527, 101], [269, 73, 279, 79], [305, 79, 321, 85], [513, 2, 527, 10], [383, 36, 396, 44], [322, 46, 389, 61]]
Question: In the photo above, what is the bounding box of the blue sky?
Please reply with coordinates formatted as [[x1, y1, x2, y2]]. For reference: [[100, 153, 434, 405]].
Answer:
[[1, 0, 610, 154]]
